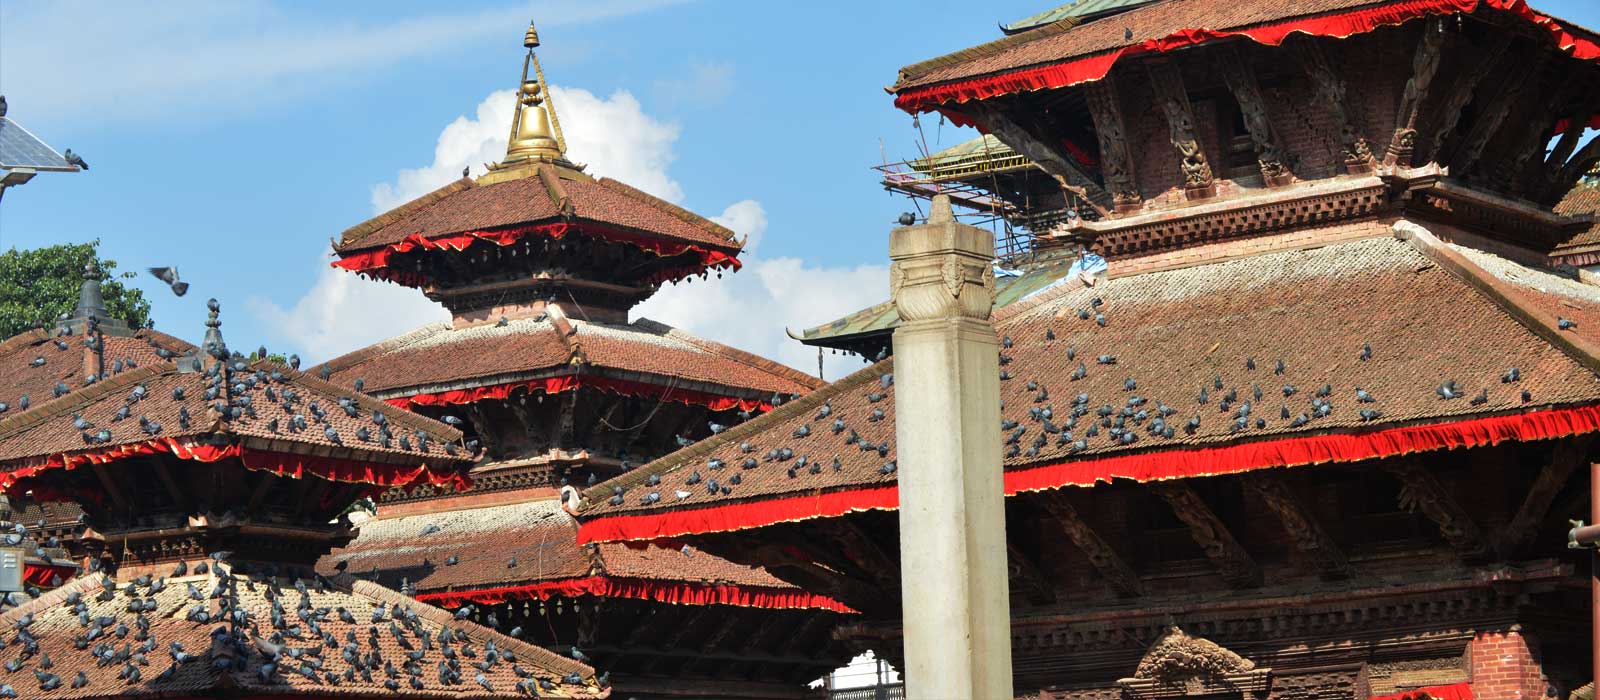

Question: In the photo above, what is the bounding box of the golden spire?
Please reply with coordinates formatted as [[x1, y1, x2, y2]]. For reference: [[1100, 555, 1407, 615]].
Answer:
[[498, 21, 566, 167]]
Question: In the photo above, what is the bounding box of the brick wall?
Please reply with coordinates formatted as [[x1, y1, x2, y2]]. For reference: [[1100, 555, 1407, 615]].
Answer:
[[1470, 629, 1549, 700]]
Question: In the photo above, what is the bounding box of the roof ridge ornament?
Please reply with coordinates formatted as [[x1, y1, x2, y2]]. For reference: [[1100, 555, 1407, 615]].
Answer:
[[496, 21, 567, 169]]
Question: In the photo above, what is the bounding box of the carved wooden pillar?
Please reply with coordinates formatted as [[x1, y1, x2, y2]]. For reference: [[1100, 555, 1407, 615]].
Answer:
[[1384, 18, 1447, 168], [1145, 61, 1216, 199], [1288, 38, 1375, 173], [1421, 34, 1512, 166], [1083, 76, 1143, 212], [1217, 47, 1294, 186]]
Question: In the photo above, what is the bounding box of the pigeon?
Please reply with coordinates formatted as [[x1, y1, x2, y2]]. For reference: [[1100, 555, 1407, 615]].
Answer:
[[63, 148, 88, 170], [420, 524, 441, 537], [1502, 367, 1521, 383], [1559, 317, 1578, 330], [1360, 343, 1372, 361], [1355, 388, 1376, 403], [147, 268, 189, 296], [288, 354, 301, 370], [1435, 380, 1463, 400], [897, 212, 916, 226], [1125, 26, 1134, 40]]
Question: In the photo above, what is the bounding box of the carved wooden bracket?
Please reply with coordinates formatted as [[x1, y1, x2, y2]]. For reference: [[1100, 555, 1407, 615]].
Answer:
[[1152, 482, 1261, 588], [1421, 33, 1512, 167], [1385, 17, 1447, 168], [1240, 473, 1352, 579], [1287, 38, 1374, 173], [1145, 61, 1216, 198], [967, 102, 1112, 216], [1217, 47, 1294, 185], [1084, 76, 1143, 211], [1036, 492, 1145, 597], [1496, 435, 1596, 558], [1384, 460, 1486, 556], [1450, 48, 1545, 179], [1006, 539, 1058, 606]]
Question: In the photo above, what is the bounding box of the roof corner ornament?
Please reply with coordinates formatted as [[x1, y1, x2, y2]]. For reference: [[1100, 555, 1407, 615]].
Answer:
[[497, 21, 566, 168]]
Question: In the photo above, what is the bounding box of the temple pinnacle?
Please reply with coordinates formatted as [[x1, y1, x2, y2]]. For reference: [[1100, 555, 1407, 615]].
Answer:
[[499, 21, 565, 167]]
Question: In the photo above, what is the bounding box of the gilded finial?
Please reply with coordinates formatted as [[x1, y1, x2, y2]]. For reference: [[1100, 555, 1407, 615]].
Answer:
[[497, 20, 566, 168]]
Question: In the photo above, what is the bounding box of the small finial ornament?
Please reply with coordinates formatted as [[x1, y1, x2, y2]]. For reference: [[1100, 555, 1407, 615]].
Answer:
[[498, 20, 565, 167], [524, 21, 540, 48], [203, 299, 228, 360]]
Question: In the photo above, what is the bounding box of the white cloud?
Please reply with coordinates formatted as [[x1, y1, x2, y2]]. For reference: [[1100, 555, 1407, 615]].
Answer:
[[246, 255, 449, 365], [370, 86, 682, 212], [0, 0, 685, 124], [635, 201, 884, 380], [264, 89, 883, 377]]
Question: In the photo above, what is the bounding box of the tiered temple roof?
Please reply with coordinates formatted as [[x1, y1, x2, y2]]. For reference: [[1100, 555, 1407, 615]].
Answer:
[[577, 221, 1600, 544]]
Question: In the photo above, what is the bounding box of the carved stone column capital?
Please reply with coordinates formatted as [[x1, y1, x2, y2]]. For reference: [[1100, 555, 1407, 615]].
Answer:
[[889, 195, 996, 324]]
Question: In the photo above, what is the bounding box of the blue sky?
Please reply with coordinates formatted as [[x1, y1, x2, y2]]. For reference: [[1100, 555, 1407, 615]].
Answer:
[[2, 0, 1598, 378]]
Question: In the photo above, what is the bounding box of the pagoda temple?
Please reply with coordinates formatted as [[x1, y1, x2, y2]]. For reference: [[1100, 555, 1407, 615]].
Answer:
[[0, 297, 609, 699], [577, 2, 1600, 699], [314, 24, 854, 700], [0, 264, 199, 589]]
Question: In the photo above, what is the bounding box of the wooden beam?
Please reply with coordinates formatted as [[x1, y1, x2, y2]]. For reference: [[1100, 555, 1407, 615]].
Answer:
[[91, 463, 130, 514], [1006, 539, 1057, 605], [1152, 482, 1261, 588], [1384, 459, 1487, 556], [1241, 472, 1352, 578], [1082, 74, 1142, 211], [244, 470, 278, 514], [621, 604, 683, 648], [750, 543, 891, 617], [774, 613, 832, 657], [1286, 37, 1375, 172], [820, 519, 902, 592], [148, 458, 191, 512], [1496, 436, 1595, 557], [1383, 17, 1448, 168], [1542, 83, 1600, 195], [1420, 33, 1512, 166], [1035, 492, 1144, 597], [966, 101, 1112, 215], [1217, 46, 1295, 182], [1449, 49, 1545, 178]]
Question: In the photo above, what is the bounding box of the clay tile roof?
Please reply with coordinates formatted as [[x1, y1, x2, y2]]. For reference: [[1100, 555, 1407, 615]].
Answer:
[[0, 329, 195, 420], [315, 314, 819, 401], [318, 498, 805, 595], [578, 226, 1600, 536], [334, 168, 738, 255], [1553, 183, 1600, 256], [0, 571, 606, 699], [0, 358, 469, 468]]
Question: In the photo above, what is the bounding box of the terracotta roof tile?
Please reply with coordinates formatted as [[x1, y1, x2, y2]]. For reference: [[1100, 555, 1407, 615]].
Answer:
[[1554, 183, 1600, 253], [335, 170, 737, 254], [0, 571, 606, 699], [0, 359, 469, 468], [580, 229, 1600, 521], [0, 330, 194, 421], [316, 315, 818, 399], [319, 498, 794, 592]]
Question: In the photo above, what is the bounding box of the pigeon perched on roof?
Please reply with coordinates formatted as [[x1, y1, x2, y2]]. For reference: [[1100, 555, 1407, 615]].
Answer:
[[63, 149, 87, 170], [147, 268, 188, 297]]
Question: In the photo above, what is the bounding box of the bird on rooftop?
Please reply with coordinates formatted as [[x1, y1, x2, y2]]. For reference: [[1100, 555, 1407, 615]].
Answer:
[[146, 268, 188, 297], [63, 149, 87, 170], [897, 212, 916, 226], [1559, 317, 1578, 330], [0, 96, 7, 117], [1125, 26, 1134, 40], [462, 166, 470, 178]]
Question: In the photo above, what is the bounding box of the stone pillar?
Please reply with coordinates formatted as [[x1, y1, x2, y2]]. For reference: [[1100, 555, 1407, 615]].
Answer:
[[890, 194, 1011, 699]]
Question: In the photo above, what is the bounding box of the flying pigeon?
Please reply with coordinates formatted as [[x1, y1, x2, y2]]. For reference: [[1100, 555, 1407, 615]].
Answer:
[[147, 268, 188, 297]]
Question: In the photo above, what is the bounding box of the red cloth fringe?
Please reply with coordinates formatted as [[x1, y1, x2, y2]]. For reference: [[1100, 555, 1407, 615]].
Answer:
[[385, 375, 773, 414], [0, 437, 469, 495], [414, 575, 855, 613], [896, 0, 1600, 116], [332, 221, 740, 287], [1371, 682, 1474, 700], [24, 563, 77, 588], [578, 405, 1600, 544]]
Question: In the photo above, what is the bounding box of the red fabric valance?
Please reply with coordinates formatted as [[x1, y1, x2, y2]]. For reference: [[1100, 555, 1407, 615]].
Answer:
[[578, 405, 1600, 544], [24, 562, 78, 588], [1371, 682, 1474, 700], [414, 574, 854, 613], [0, 437, 469, 495], [332, 221, 740, 288], [385, 374, 773, 414], [896, 0, 1600, 117]]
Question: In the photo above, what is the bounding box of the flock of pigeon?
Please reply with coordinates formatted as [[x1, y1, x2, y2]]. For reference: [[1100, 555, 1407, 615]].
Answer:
[[589, 285, 1580, 513], [0, 551, 601, 696]]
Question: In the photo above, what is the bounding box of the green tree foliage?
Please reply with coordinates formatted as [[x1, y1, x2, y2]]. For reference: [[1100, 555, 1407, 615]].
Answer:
[[0, 240, 153, 338]]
